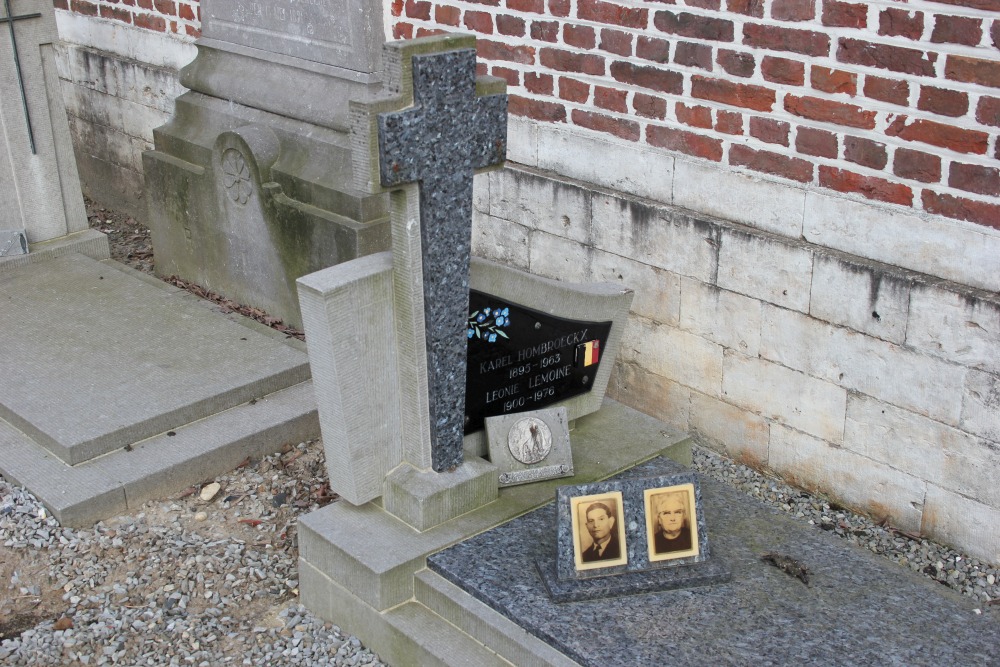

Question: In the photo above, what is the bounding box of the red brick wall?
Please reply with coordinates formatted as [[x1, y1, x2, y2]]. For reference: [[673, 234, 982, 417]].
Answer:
[[391, 0, 1000, 230], [55, 0, 201, 39]]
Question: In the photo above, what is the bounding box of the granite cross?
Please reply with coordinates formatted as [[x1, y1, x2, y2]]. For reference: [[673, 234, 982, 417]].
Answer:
[[377, 48, 507, 472], [1, 0, 41, 154]]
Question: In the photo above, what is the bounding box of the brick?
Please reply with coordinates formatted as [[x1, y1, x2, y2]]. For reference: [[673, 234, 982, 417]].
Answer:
[[893, 148, 941, 183], [945, 55, 1000, 89], [771, 0, 812, 21], [54, 0, 68, 9], [761, 305, 965, 425], [390, 0, 403, 16], [134, 12, 166, 30], [564, 24, 596, 49], [478, 40, 535, 64], [810, 255, 911, 344], [611, 61, 683, 94], [548, 0, 570, 17], [718, 50, 754, 77], [636, 36, 670, 63], [723, 354, 847, 443], [153, 0, 176, 15], [819, 167, 912, 206], [530, 20, 558, 41], [572, 110, 640, 141], [687, 0, 721, 8], [633, 93, 666, 119], [404, 0, 430, 19], [838, 38, 937, 76], [558, 77, 590, 103], [599, 29, 633, 56], [691, 76, 775, 111], [647, 125, 724, 161], [100, 6, 132, 22], [492, 66, 519, 86], [435, 5, 460, 25], [743, 24, 830, 57], [716, 110, 743, 134], [730, 145, 813, 182], [863, 76, 908, 106], [496, 14, 525, 35], [392, 22, 413, 39], [466, 0, 501, 5], [623, 318, 724, 398], [727, 0, 764, 18], [507, 0, 544, 12], [977, 97, 1000, 127], [578, 0, 648, 29], [843, 136, 887, 170], [749, 117, 790, 146], [524, 72, 554, 95], [811, 67, 856, 95], [917, 86, 968, 118], [509, 95, 566, 122], [540, 48, 605, 75], [70, 0, 98, 16], [675, 42, 713, 70], [689, 392, 769, 467], [886, 116, 988, 155], [464, 10, 494, 33], [795, 127, 838, 158], [822, 0, 866, 29], [137, 0, 153, 10], [922, 485, 1000, 567], [476, 61, 488, 76], [878, 7, 923, 40], [922, 191, 1000, 230], [761, 56, 805, 85], [951, 160, 1000, 196], [676, 103, 713, 129], [785, 95, 876, 129], [931, 15, 983, 46], [994, 19, 1000, 48], [594, 86, 627, 112], [415, 27, 449, 37], [906, 285, 1000, 376], [178, 3, 195, 20], [655, 11, 735, 42]]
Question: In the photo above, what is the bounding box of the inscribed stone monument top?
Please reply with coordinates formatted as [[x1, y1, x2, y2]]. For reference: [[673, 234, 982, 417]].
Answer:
[[1, 0, 40, 154]]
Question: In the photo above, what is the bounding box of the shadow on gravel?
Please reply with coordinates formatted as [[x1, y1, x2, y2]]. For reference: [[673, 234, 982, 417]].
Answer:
[[0, 613, 39, 641]]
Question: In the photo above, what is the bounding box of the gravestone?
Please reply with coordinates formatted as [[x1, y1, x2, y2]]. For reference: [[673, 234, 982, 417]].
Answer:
[[0, 0, 90, 251], [143, 0, 391, 329]]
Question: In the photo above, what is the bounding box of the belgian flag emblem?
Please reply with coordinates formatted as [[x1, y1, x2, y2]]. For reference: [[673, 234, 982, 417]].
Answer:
[[576, 339, 600, 367]]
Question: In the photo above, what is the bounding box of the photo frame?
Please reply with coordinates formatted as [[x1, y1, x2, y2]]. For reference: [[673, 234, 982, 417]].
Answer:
[[570, 491, 627, 571], [645, 483, 700, 562]]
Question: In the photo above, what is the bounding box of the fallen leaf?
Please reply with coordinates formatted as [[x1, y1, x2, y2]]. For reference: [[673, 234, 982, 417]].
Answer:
[[53, 616, 73, 631]]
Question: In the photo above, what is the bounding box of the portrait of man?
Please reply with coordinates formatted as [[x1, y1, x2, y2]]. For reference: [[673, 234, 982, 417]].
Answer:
[[571, 492, 627, 570], [645, 484, 699, 562]]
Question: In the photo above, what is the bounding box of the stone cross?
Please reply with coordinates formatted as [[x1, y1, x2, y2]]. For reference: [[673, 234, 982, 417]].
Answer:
[[1, 0, 41, 154], [376, 48, 506, 472]]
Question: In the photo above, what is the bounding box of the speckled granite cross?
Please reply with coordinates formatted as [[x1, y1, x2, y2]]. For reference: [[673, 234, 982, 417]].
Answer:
[[377, 48, 507, 472]]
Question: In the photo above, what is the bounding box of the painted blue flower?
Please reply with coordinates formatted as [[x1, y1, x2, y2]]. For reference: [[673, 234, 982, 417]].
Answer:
[[476, 313, 486, 323], [495, 316, 505, 326], [488, 333, 497, 342], [501, 308, 509, 317], [467, 328, 474, 338], [484, 307, 491, 316]]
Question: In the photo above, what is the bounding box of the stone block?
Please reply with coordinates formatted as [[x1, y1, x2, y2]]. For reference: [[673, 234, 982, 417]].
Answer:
[[55, 11, 196, 71], [906, 284, 1000, 375], [472, 210, 530, 271], [608, 362, 692, 435], [717, 228, 814, 312], [489, 166, 593, 245], [592, 249, 681, 326], [537, 125, 675, 203], [761, 305, 966, 425], [296, 252, 402, 506], [768, 424, 925, 534], [673, 159, 805, 238], [527, 230, 592, 283], [804, 191, 1000, 293], [961, 370, 1000, 442], [921, 485, 1000, 566], [845, 394, 1000, 507], [809, 253, 911, 344], [680, 277, 762, 356], [722, 351, 847, 443], [383, 458, 499, 532], [620, 316, 724, 398], [689, 391, 770, 468], [506, 115, 538, 167]]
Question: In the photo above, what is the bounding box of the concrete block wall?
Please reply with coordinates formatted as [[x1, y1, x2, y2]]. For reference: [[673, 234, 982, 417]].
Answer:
[[472, 129, 1000, 563]]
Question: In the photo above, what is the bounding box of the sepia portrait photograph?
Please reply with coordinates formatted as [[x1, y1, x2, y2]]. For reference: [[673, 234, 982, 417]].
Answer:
[[645, 483, 700, 562], [571, 491, 628, 571]]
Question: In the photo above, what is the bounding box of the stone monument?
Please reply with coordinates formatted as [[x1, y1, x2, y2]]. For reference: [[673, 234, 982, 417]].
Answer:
[[0, 0, 97, 261], [143, 0, 392, 329]]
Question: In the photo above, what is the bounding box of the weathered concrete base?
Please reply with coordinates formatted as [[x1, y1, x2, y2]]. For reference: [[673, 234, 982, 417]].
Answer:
[[0, 252, 318, 526], [383, 458, 499, 531], [0, 228, 109, 273], [299, 400, 691, 665]]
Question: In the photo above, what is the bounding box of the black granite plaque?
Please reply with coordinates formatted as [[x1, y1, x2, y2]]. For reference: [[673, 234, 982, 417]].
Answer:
[[464, 290, 612, 434]]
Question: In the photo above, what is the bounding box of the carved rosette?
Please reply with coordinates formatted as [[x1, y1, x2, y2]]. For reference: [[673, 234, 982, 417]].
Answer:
[[222, 149, 252, 205]]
